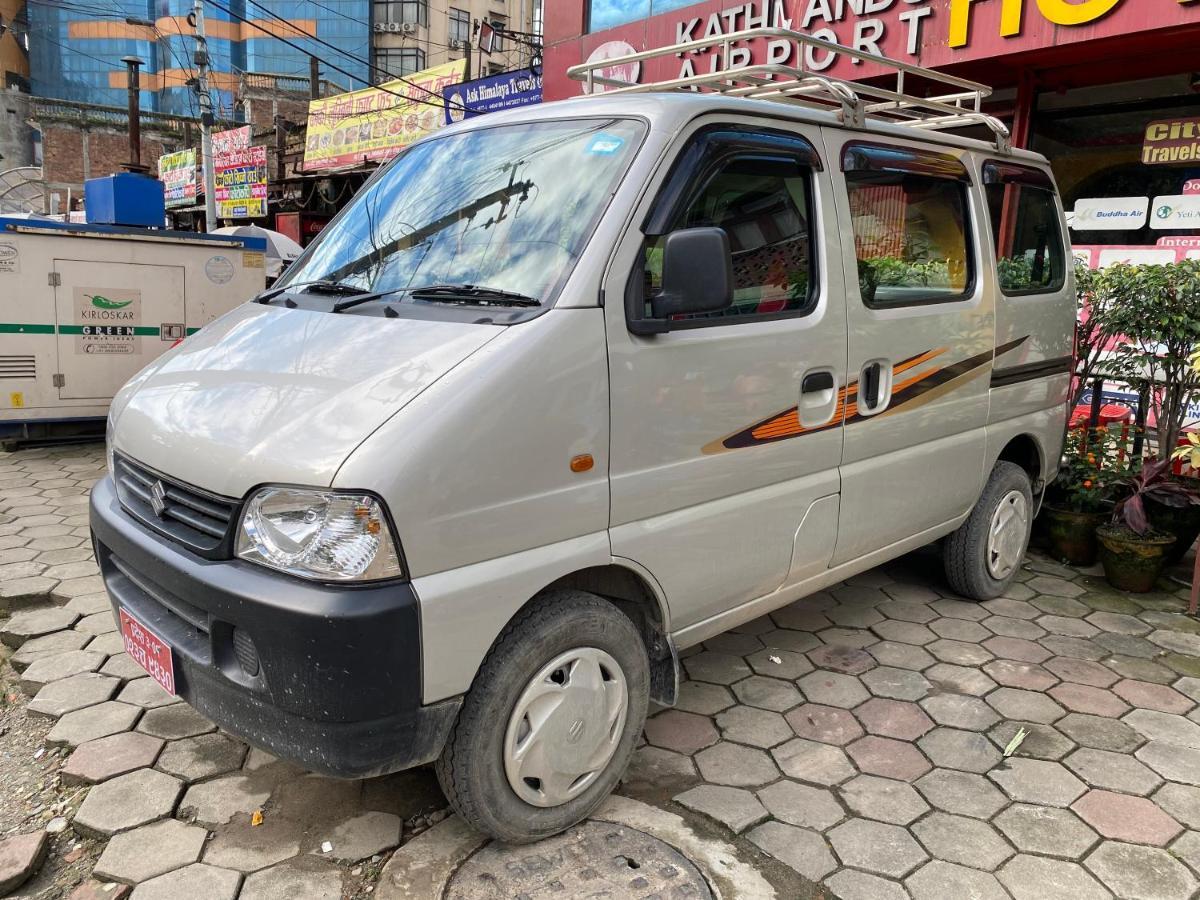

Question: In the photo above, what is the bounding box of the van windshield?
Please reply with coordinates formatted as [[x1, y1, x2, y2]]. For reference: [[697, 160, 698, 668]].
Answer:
[[277, 117, 645, 307]]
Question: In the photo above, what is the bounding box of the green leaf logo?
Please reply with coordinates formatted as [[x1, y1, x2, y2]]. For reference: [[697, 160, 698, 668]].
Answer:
[[89, 294, 133, 310]]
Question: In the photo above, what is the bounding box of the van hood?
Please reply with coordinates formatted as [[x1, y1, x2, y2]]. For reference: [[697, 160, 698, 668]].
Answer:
[[112, 303, 503, 498]]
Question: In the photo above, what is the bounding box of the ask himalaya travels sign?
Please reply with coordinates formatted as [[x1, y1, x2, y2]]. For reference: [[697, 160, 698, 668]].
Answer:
[[442, 70, 543, 124]]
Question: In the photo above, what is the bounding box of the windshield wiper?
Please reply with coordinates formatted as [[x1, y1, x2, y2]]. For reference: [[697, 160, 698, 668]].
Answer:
[[408, 284, 540, 307], [254, 279, 370, 305]]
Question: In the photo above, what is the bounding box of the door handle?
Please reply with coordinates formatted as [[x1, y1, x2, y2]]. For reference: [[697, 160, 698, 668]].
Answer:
[[858, 360, 892, 414], [862, 362, 882, 409], [802, 371, 835, 394]]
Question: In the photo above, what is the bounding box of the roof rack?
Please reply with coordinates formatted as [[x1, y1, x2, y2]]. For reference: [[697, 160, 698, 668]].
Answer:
[[566, 27, 1012, 153]]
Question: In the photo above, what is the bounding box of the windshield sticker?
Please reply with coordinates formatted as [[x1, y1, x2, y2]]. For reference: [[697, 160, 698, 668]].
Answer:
[[586, 134, 625, 155]]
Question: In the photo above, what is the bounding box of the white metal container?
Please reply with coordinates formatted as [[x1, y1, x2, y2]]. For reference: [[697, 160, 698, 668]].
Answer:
[[0, 218, 265, 441]]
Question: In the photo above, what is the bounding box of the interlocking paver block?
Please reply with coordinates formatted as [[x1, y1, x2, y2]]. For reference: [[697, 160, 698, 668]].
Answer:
[[983, 659, 1057, 691], [73, 768, 184, 838], [871, 620, 936, 646], [62, 731, 164, 785], [1153, 783, 1200, 829], [100, 654, 148, 682], [624, 746, 696, 786], [47, 701, 141, 747], [930, 599, 990, 621], [924, 663, 996, 697], [860, 666, 931, 701], [1149, 630, 1200, 656], [19, 649, 106, 694], [1176, 677, 1200, 704], [1064, 748, 1161, 796], [746, 649, 812, 680], [879, 594, 939, 617], [911, 812, 1013, 870], [694, 741, 778, 787], [203, 819, 304, 873], [1071, 790, 1183, 846], [854, 697, 934, 741], [1172, 831, 1200, 879], [785, 704, 864, 746], [1135, 741, 1200, 785], [9, 630, 91, 672], [136, 704, 217, 740], [840, 774, 929, 825], [714, 705, 792, 749], [317, 811, 401, 862], [1113, 679, 1194, 714], [994, 804, 1098, 859], [846, 735, 931, 781], [1124, 708, 1200, 748], [1058, 713, 1143, 753], [927, 638, 993, 666], [757, 780, 844, 831], [156, 733, 249, 783], [1040, 636, 1107, 661], [94, 819, 207, 884], [988, 720, 1074, 761], [674, 681, 735, 715], [797, 670, 869, 708], [239, 862, 343, 900], [675, 785, 767, 834], [867, 641, 935, 671], [1084, 840, 1197, 900], [906, 861, 1009, 900], [747, 821, 836, 882], [983, 616, 1046, 640], [1039, 615, 1100, 638], [1048, 683, 1129, 718], [732, 675, 803, 711], [644, 710, 719, 755], [929, 617, 990, 643], [705, 632, 764, 655], [28, 672, 119, 718], [808, 645, 876, 675], [0, 832, 49, 896], [915, 768, 1006, 820], [921, 693, 1000, 731], [1027, 576, 1085, 598], [988, 686, 1067, 724], [998, 854, 1111, 900], [989, 758, 1087, 807], [1046, 657, 1119, 688], [1086, 612, 1151, 635], [130, 863, 242, 900], [682, 651, 752, 685], [918, 727, 1001, 773], [760, 628, 821, 654], [825, 869, 909, 900], [982, 597, 1041, 620], [828, 817, 928, 878], [771, 738, 855, 786], [180, 775, 274, 827], [0, 607, 77, 648], [117, 678, 179, 709]]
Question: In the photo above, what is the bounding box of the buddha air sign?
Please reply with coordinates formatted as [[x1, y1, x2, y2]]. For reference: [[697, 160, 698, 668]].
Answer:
[[567, 0, 1200, 92]]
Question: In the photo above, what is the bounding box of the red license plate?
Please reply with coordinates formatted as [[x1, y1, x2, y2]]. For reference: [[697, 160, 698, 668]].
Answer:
[[119, 608, 176, 695]]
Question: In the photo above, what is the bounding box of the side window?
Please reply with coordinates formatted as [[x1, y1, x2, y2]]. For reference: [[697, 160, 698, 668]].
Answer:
[[846, 172, 972, 307], [643, 155, 815, 321], [984, 165, 1066, 295]]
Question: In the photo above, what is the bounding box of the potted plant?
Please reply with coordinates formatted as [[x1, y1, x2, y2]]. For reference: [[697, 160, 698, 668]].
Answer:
[[1160, 430, 1200, 564], [1041, 425, 1124, 565], [1097, 459, 1196, 592]]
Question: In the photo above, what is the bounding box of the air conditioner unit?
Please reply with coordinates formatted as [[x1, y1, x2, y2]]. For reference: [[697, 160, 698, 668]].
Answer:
[[402, 22, 418, 35], [449, 38, 466, 49], [386, 22, 402, 32]]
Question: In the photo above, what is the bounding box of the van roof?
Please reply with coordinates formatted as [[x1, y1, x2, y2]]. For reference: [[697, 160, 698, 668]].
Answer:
[[449, 91, 1052, 168]]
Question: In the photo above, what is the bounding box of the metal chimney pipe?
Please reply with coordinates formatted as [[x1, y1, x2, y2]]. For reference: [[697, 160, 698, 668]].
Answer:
[[121, 55, 146, 172]]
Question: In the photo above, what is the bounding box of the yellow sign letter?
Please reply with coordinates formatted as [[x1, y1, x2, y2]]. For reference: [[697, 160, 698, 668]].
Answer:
[[949, 0, 1024, 48], [1035, 0, 1123, 26]]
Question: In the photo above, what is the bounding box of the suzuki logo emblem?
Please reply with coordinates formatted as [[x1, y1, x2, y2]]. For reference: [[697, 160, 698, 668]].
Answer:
[[150, 480, 167, 517]]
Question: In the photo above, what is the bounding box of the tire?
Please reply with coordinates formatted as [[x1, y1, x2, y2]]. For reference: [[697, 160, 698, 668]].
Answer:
[[434, 589, 650, 844], [944, 461, 1033, 601]]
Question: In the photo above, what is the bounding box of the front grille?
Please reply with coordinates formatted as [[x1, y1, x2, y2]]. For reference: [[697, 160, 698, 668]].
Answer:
[[113, 454, 240, 558]]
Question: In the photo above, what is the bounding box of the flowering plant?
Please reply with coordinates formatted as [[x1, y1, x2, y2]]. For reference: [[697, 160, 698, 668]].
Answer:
[[1045, 426, 1128, 513]]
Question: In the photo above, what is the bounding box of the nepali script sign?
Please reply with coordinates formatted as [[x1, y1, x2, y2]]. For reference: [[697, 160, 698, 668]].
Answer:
[[158, 148, 197, 209], [304, 59, 467, 172], [213, 126, 267, 219]]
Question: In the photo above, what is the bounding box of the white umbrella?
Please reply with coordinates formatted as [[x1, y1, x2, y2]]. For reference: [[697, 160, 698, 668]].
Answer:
[[212, 224, 304, 278]]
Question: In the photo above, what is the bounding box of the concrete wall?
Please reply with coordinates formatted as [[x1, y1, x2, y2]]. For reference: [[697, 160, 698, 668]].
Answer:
[[0, 88, 31, 168]]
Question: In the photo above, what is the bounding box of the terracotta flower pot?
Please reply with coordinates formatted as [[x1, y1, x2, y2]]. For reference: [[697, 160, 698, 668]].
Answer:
[[1096, 525, 1175, 593], [1041, 506, 1106, 566]]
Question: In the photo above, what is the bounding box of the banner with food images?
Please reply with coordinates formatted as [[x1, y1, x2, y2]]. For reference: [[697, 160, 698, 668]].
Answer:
[[303, 59, 467, 172], [213, 126, 268, 219]]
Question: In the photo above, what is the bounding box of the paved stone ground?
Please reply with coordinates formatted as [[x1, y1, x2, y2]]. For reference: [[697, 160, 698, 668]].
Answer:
[[3, 442, 1200, 899]]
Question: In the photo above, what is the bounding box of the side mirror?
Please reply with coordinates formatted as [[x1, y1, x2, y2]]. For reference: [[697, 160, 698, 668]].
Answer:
[[650, 227, 734, 321]]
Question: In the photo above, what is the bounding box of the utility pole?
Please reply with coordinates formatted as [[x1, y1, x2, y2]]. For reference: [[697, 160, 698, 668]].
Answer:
[[192, 0, 218, 231]]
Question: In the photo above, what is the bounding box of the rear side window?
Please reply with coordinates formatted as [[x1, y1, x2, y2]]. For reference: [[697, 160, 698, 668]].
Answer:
[[644, 156, 814, 321], [983, 163, 1066, 295]]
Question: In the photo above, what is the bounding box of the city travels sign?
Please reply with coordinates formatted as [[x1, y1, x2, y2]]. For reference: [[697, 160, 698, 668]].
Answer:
[[557, 0, 1200, 95], [1143, 117, 1200, 166], [303, 60, 467, 172], [212, 127, 267, 220]]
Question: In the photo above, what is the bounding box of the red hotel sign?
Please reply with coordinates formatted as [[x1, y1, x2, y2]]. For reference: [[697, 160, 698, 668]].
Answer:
[[544, 0, 1200, 99]]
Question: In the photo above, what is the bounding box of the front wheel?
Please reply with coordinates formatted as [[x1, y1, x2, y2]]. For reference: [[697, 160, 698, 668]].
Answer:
[[434, 590, 650, 844], [944, 461, 1033, 600]]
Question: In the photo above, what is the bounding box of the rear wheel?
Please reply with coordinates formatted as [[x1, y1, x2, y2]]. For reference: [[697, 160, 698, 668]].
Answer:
[[434, 590, 649, 844], [944, 461, 1033, 600]]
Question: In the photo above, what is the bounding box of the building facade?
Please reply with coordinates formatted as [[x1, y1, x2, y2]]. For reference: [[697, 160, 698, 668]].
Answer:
[[545, 0, 1200, 257], [27, 0, 371, 118], [372, 0, 542, 81]]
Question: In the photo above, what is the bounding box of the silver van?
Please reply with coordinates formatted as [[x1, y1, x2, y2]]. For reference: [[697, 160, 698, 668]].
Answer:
[[91, 31, 1074, 844]]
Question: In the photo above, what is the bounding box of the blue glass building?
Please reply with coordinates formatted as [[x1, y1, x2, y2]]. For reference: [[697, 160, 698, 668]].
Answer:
[[28, 0, 370, 117]]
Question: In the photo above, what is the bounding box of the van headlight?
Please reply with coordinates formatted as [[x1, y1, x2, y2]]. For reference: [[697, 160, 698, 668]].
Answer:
[[236, 488, 403, 582]]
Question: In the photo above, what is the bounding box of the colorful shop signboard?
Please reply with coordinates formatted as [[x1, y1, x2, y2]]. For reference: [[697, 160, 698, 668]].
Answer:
[[212, 126, 267, 220], [304, 59, 467, 172], [442, 69, 543, 124], [157, 148, 197, 209], [546, 0, 1200, 98]]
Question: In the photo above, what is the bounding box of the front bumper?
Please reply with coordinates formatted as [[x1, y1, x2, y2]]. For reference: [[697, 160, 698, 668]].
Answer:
[[89, 474, 460, 778]]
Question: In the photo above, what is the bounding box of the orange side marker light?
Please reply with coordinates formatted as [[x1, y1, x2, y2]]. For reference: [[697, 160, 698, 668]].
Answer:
[[570, 454, 594, 473]]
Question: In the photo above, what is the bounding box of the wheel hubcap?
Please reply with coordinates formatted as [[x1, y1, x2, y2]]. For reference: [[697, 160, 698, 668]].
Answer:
[[504, 647, 628, 808], [987, 489, 1029, 580]]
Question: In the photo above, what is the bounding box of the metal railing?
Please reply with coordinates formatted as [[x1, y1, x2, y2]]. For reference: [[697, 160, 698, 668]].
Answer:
[[567, 27, 1012, 152], [27, 97, 213, 135]]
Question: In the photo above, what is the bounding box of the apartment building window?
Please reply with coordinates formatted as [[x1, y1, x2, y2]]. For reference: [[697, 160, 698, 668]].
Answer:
[[376, 0, 428, 27], [490, 15, 507, 52], [448, 8, 470, 46], [377, 47, 427, 77]]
